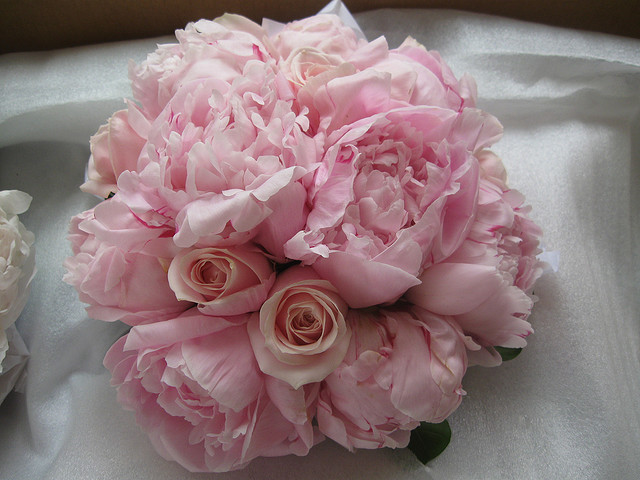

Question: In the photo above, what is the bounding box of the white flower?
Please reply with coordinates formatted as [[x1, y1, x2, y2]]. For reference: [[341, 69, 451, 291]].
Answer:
[[0, 190, 35, 374]]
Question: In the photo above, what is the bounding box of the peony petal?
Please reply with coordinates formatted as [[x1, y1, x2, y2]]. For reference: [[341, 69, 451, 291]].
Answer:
[[389, 310, 465, 422], [448, 107, 503, 152], [182, 325, 262, 411], [312, 251, 421, 308], [319, 69, 394, 133], [252, 182, 308, 260], [306, 154, 357, 231], [250, 166, 305, 202], [456, 285, 534, 348], [406, 263, 502, 316], [264, 375, 311, 425], [124, 309, 248, 350], [431, 146, 479, 261], [173, 193, 270, 247], [467, 345, 503, 367], [371, 234, 423, 277]]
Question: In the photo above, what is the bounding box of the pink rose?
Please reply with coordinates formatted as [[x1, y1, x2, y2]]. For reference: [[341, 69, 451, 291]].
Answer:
[[63, 203, 188, 325], [271, 14, 362, 66], [406, 151, 543, 366], [247, 266, 350, 388], [317, 306, 467, 450], [269, 14, 370, 89], [104, 310, 320, 472], [279, 47, 344, 88], [167, 244, 275, 316], [81, 107, 149, 198], [285, 108, 481, 308]]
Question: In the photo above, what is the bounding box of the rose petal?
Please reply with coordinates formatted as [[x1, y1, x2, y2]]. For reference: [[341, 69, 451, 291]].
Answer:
[[248, 314, 350, 389]]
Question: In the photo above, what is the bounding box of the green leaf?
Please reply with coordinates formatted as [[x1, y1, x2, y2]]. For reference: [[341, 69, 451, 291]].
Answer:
[[495, 346, 523, 361], [407, 420, 451, 464]]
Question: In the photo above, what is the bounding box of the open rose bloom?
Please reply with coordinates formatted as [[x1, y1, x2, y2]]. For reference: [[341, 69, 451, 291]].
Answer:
[[64, 8, 543, 473]]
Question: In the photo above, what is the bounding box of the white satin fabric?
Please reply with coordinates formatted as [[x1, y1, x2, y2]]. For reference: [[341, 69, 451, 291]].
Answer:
[[0, 8, 638, 479]]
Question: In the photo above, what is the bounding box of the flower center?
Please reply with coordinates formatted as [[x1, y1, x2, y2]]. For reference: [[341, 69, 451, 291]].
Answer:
[[193, 258, 229, 290], [288, 307, 325, 345], [300, 311, 315, 327]]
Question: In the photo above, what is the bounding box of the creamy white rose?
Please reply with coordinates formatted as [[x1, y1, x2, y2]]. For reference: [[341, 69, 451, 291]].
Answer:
[[282, 47, 343, 86], [0, 190, 35, 373]]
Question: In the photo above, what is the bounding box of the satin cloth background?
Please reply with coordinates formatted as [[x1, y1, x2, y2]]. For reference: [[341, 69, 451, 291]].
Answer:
[[1, 8, 639, 479]]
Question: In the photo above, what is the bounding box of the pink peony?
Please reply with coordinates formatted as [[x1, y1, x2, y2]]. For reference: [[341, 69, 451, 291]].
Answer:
[[247, 265, 350, 389], [104, 310, 320, 472], [81, 107, 149, 198], [63, 201, 189, 325], [317, 305, 467, 450], [167, 243, 275, 316], [115, 19, 319, 259], [285, 112, 481, 308], [406, 151, 543, 366], [129, 15, 276, 119], [280, 30, 505, 308], [276, 32, 501, 145]]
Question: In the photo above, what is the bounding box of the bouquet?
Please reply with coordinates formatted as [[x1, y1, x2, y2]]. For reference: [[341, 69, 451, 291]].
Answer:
[[0, 190, 34, 404], [64, 6, 543, 473]]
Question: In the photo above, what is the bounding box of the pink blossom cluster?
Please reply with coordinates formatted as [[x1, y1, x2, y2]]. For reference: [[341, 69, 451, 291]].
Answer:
[[64, 13, 543, 472]]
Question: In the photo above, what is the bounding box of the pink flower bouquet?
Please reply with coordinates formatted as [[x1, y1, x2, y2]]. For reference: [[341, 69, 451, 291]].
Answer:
[[64, 8, 543, 473]]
